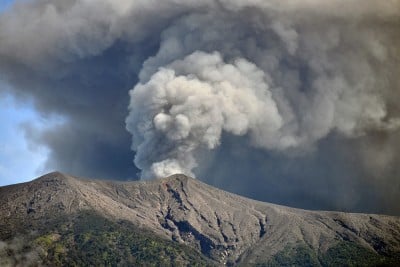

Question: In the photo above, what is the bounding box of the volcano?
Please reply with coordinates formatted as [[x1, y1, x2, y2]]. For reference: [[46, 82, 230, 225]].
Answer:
[[1, 172, 400, 266]]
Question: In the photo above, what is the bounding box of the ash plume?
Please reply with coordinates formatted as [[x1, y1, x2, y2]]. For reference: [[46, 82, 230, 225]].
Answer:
[[125, 1, 400, 179], [1, 0, 400, 213]]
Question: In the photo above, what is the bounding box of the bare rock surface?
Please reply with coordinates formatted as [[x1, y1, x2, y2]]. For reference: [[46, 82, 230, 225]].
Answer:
[[1, 172, 400, 265]]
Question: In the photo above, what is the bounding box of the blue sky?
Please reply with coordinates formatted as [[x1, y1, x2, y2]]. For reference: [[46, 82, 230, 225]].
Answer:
[[0, 0, 52, 186], [0, 0, 13, 12], [0, 0, 46, 186], [0, 88, 51, 186], [0, 0, 49, 186]]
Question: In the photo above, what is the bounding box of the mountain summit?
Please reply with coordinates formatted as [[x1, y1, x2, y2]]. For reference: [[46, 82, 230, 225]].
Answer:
[[1, 172, 400, 266]]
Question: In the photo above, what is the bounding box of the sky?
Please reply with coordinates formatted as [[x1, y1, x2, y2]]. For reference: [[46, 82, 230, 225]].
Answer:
[[0, 0, 13, 11], [0, 91, 50, 186], [0, 0, 49, 186], [0, 0, 399, 215]]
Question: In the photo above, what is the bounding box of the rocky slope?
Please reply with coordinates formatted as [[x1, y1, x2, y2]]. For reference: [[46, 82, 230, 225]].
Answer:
[[1, 172, 400, 266]]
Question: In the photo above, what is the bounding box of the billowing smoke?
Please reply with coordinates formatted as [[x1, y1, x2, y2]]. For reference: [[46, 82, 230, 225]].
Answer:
[[127, 51, 285, 178], [1, 0, 400, 213], [125, 1, 400, 179]]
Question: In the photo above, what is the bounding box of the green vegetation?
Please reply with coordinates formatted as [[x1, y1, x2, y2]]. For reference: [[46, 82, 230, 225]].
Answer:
[[4, 211, 400, 266], [258, 241, 400, 267], [257, 243, 320, 267], [321, 241, 399, 267], [29, 211, 214, 266]]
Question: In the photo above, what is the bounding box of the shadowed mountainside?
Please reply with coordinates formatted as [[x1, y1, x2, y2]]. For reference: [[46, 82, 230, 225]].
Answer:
[[1, 172, 400, 266]]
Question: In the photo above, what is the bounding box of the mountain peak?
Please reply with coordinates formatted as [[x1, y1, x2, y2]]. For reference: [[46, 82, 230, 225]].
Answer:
[[1, 172, 400, 265], [164, 173, 191, 183], [29, 171, 86, 186]]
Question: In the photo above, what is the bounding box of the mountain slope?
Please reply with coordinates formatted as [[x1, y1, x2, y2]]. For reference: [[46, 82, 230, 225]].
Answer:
[[1, 172, 400, 266]]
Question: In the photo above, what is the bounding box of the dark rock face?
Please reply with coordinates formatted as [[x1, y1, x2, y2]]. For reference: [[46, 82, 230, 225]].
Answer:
[[1, 172, 400, 266]]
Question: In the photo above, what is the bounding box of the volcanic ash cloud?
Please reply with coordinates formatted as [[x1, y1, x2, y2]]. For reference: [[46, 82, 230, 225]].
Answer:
[[126, 51, 288, 178], [125, 1, 400, 179]]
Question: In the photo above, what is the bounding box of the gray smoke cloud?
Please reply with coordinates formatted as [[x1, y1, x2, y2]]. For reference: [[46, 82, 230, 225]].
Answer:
[[127, 51, 285, 178], [125, 0, 400, 179], [1, 0, 400, 213]]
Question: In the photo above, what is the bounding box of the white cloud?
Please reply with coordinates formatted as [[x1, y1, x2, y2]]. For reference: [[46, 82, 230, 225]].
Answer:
[[0, 91, 50, 186]]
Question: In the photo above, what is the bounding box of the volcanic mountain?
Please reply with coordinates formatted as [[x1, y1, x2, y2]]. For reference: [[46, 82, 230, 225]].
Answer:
[[1, 172, 400, 266]]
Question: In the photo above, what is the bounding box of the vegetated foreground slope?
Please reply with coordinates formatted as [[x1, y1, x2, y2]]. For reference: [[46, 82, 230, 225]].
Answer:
[[0, 172, 400, 266]]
